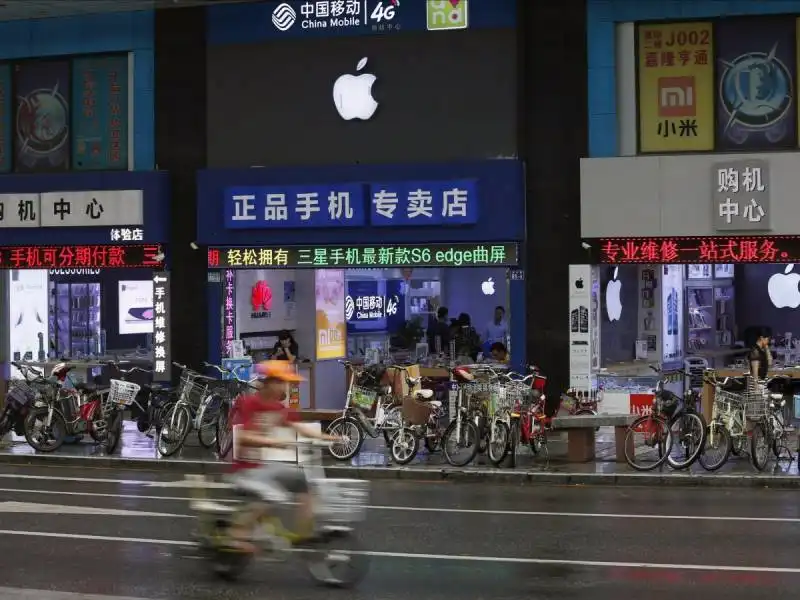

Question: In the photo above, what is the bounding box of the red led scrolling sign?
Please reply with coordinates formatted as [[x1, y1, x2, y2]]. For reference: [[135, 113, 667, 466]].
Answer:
[[0, 245, 163, 269], [590, 236, 800, 264]]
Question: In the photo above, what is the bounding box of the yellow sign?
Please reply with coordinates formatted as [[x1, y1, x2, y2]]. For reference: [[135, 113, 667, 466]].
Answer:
[[638, 22, 714, 152], [314, 269, 346, 360]]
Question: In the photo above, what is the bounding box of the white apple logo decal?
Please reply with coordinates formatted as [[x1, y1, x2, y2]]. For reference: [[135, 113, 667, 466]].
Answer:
[[481, 277, 495, 296], [605, 266, 622, 322], [768, 264, 800, 309], [332, 57, 378, 121]]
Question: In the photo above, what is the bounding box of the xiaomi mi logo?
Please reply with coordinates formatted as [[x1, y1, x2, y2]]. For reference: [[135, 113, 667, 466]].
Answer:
[[658, 76, 695, 117]]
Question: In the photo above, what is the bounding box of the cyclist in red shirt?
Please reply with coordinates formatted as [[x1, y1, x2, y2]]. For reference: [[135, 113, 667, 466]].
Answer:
[[229, 360, 338, 552]]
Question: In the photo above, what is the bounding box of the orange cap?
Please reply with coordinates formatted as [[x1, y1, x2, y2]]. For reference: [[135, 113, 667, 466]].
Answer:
[[255, 360, 304, 383]]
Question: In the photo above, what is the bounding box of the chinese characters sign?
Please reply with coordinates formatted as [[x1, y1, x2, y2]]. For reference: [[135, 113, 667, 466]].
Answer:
[[0, 244, 162, 269], [712, 160, 770, 231], [72, 55, 130, 170], [225, 184, 366, 228], [637, 22, 714, 153], [591, 236, 800, 264], [151, 272, 171, 381], [208, 242, 518, 269], [370, 180, 477, 226], [110, 227, 145, 242], [223, 180, 477, 228], [345, 294, 399, 321], [223, 269, 236, 358], [0, 190, 143, 228]]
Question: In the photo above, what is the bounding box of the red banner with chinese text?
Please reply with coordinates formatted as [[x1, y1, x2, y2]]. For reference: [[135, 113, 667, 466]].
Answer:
[[589, 236, 799, 264]]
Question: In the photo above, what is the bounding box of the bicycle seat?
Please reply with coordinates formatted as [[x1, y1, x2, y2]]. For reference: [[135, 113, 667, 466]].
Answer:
[[413, 389, 434, 400], [74, 382, 97, 392]]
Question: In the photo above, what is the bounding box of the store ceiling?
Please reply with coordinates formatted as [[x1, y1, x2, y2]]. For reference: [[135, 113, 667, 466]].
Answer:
[[0, 0, 255, 21]]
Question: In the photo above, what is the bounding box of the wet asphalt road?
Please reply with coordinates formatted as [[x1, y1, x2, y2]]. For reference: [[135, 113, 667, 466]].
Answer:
[[0, 463, 799, 599]]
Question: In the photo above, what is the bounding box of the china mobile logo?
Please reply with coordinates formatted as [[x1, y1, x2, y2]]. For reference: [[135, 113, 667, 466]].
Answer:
[[251, 280, 273, 316]]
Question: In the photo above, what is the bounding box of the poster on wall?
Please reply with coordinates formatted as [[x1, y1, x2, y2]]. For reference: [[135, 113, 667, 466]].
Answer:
[[71, 55, 129, 170], [568, 264, 592, 389], [715, 17, 796, 151], [118, 280, 154, 335], [661, 265, 684, 363], [0, 64, 11, 173], [13, 60, 71, 172], [637, 22, 714, 153], [8, 270, 48, 378], [234, 269, 297, 335], [315, 269, 345, 360]]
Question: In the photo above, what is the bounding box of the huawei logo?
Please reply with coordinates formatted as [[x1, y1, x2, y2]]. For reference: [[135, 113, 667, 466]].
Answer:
[[251, 280, 273, 312]]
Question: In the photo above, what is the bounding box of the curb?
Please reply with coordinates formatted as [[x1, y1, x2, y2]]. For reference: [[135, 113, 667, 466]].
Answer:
[[0, 452, 798, 488]]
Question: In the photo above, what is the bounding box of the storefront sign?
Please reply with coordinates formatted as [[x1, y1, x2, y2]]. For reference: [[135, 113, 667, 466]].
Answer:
[[223, 269, 236, 357], [0, 190, 143, 228], [345, 293, 399, 321], [637, 22, 714, 153], [0, 244, 162, 269], [315, 269, 346, 360], [590, 236, 800, 264], [152, 272, 172, 381], [225, 183, 366, 229], [712, 160, 770, 231], [369, 180, 477, 226], [110, 227, 145, 242], [208, 242, 518, 269], [568, 265, 592, 389]]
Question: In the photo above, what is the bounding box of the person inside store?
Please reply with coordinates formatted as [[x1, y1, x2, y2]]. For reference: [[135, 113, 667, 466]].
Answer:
[[453, 313, 482, 360], [748, 329, 772, 381], [489, 342, 510, 364], [271, 330, 298, 362], [484, 306, 508, 345], [228, 360, 339, 553], [427, 306, 451, 353]]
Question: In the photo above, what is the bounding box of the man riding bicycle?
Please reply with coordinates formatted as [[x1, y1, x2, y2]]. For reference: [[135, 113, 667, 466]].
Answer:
[[229, 360, 338, 552]]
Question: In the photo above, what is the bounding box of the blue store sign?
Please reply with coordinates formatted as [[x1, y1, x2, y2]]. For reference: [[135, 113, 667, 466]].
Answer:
[[223, 179, 477, 229]]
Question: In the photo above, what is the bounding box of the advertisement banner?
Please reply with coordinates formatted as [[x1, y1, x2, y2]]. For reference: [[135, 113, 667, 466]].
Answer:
[[0, 65, 12, 174], [71, 55, 129, 170], [8, 270, 48, 377], [315, 269, 346, 360], [13, 60, 71, 172], [716, 16, 796, 151], [638, 22, 714, 153], [151, 272, 172, 381], [118, 280, 154, 335]]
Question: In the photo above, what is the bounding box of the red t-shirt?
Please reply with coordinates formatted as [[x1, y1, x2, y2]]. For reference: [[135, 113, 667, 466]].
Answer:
[[231, 393, 298, 471]]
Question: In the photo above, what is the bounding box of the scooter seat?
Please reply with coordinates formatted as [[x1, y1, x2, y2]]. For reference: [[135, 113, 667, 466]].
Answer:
[[191, 499, 235, 514], [413, 389, 434, 400], [425, 400, 443, 409]]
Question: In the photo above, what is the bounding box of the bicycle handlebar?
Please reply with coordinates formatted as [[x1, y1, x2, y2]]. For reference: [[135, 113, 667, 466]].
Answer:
[[172, 361, 189, 371], [118, 366, 152, 375]]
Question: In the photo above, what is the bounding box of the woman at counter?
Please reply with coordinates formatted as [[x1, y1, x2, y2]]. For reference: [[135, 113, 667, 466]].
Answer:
[[270, 330, 298, 363]]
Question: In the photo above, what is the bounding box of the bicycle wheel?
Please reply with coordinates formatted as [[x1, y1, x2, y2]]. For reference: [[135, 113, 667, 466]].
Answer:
[[751, 422, 771, 471], [390, 428, 419, 465], [215, 400, 233, 458], [381, 405, 402, 445], [24, 407, 67, 452], [157, 404, 192, 457], [667, 412, 706, 470], [698, 420, 731, 471], [197, 394, 222, 449], [508, 417, 520, 468], [442, 419, 480, 467], [105, 409, 123, 454], [624, 414, 672, 471], [487, 421, 510, 466], [326, 417, 364, 461]]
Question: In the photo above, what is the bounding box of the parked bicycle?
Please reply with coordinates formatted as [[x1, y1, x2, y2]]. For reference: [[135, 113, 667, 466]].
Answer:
[[389, 381, 444, 465], [202, 362, 259, 459], [1, 362, 48, 439], [156, 362, 217, 457], [441, 366, 482, 466], [326, 361, 404, 461], [107, 362, 176, 438], [623, 367, 706, 471]]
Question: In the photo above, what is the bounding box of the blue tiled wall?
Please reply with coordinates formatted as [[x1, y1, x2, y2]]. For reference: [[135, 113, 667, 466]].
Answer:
[[0, 11, 154, 169], [588, 0, 800, 157]]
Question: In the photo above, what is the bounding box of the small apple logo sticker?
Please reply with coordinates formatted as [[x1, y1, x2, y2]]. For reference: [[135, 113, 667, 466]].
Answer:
[[481, 277, 496, 296], [575, 277, 584, 289], [768, 264, 800, 309], [605, 266, 622, 322], [332, 57, 378, 121]]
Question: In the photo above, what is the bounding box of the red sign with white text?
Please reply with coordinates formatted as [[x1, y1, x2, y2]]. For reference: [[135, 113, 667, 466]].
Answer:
[[588, 236, 800, 264], [0, 245, 162, 269], [630, 393, 655, 417]]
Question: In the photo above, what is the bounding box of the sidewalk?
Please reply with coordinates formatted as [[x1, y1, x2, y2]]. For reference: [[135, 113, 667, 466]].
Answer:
[[2, 422, 799, 488]]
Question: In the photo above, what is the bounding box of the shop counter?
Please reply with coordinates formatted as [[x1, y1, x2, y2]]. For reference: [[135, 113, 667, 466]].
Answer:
[[701, 367, 800, 421]]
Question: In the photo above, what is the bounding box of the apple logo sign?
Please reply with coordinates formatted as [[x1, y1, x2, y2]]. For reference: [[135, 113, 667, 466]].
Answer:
[[768, 264, 800, 309], [333, 57, 378, 121], [574, 277, 584, 289], [481, 278, 496, 296], [605, 266, 622, 322]]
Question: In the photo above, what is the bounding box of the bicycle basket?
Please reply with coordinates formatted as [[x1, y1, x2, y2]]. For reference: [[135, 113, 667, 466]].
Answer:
[[743, 390, 768, 420], [178, 372, 210, 406], [311, 478, 370, 523], [108, 380, 141, 407], [401, 395, 432, 426], [350, 385, 377, 410], [6, 380, 36, 408]]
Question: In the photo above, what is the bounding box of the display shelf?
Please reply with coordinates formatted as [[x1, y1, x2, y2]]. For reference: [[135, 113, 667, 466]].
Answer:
[[49, 281, 101, 358]]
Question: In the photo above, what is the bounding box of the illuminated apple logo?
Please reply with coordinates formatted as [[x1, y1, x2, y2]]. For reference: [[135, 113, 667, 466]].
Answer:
[[605, 266, 622, 322], [481, 277, 495, 296], [768, 264, 800, 309], [332, 57, 378, 121]]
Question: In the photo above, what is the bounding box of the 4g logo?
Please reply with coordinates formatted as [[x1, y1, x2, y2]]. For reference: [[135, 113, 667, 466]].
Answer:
[[369, 0, 398, 23]]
